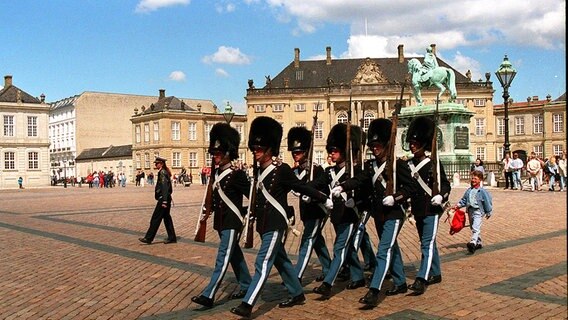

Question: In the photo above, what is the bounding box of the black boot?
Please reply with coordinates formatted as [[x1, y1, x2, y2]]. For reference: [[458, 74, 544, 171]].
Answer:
[[191, 295, 213, 308], [230, 302, 253, 318], [385, 284, 407, 296], [230, 290, 247, 299], [313, 282, 332, 297], [358, 288, 379, 306], [278, 294, 306, 308], [408, 278, 427, 295]]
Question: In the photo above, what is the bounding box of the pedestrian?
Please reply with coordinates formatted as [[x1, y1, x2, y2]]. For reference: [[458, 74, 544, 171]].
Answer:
[[558, 152, 567, 191], [200, 166, 208, 185], [453, 170, 493, 254], [230, 117, 332, 318], [18, 176, 24, 189], [139, 156, 177, 244], [545, 156, 559, 191], [405, 116, 450, 295], [502, 153, 514, 189], [286, 126, 331, 284], [330, 119, 415, 307], [470, 158, 485, 175], [313, 123, 367, 299], [191, 123, 252, 309], [510, 152, 524, 190], [527, 152, 542, 192]]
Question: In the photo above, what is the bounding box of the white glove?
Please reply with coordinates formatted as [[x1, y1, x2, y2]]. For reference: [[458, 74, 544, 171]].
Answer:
[[291, 191, 301, 197], [382, 195, 395, 206], [331, 186, 344, 198], [431, 195, 443, 206], [324, 198, 334, 210], [301, 195, 311, 203]]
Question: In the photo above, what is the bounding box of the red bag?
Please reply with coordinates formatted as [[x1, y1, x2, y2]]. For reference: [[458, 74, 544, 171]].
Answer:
[[446, 208, 467, 235]]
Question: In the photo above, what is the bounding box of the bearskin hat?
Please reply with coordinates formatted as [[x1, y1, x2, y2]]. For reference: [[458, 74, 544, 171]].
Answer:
[[208, 122, 240, 160], [248, 116, 283, 156], [326, 123, 362, 155], [366, 118, 392, 146], [287, 126, 312, 152], [406, 116, 435, 151]]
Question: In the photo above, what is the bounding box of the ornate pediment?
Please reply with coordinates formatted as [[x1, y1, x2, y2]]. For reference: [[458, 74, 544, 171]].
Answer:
[[352, 58, 387, 85]]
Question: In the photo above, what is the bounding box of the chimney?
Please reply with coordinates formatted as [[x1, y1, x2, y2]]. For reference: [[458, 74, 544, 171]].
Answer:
[[397, 44, 404, 63], [430, 43, 437, 55], [159, 89, 165, 100], [40, 93, 45, 103], [532, 95, 539, 101], [294, 48, 300, 68], [326, 46, 332, 65], [4, 75, 13, 87]]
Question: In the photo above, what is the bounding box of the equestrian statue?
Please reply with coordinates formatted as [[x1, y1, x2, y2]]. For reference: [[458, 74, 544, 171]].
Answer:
[[407, 48, 457, 106]]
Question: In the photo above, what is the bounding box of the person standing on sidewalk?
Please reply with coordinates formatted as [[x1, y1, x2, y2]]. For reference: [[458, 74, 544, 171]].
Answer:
[[405, 116, 451, 295], [18, 176, 24, 189], [527, 152, 542, 192], [191, 123, 252, 309], [454, 170, 493, 254], [510, 152, 524, 190], [502, 153, 514, 189], [139, 156, 176, 244]]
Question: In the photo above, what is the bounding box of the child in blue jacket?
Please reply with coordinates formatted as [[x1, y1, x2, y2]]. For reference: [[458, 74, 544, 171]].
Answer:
[[454, 170, 492, 254]]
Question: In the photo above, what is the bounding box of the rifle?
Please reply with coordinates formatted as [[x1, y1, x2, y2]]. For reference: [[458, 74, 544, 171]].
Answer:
[[431, 97, 440, 195], [385, 81, 406, 196], [242, 159, 258, 248], [343, 91, 356, 209], [307, 101, 320, 181], [194, 157, 214, 242]]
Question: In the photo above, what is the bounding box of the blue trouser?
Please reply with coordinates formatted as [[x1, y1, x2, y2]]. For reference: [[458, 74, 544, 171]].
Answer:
[[324, 222, 364, 286], [352, 212, 376, 268], [243, 230, 303, 306], [414, 215, 441, 280], [295, 218, 331, 279], [369, 218, 406, 290], [202, 229, 251, 300], [467, 208, 483, 245], [512, 170, 521, 189]]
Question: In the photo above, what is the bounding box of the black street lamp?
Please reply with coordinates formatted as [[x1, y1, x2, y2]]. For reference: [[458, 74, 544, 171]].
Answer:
[[223, 101, 235, 124], [495, 55, 517, 159]]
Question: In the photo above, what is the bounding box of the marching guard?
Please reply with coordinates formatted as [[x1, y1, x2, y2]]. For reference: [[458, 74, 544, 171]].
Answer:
[[191, 123, 252, 308], [405, 116, 450, 294], [287, 126, 332, 283], [230, 117, 333, 318]]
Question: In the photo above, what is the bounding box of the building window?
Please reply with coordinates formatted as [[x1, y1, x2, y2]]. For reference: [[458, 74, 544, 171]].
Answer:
[[171, 121, 180, 140], [296, 70, 304, 80], [272, 104, 284, 112], [172, 152, 181, 167], [553, 113, 564, 133], [315, 150, 324, 165], [533, 145, 543, 158], [189, 152, 197, 167], [313, 102, 324, 111], [254, 105, 266, 113], [235, 124, 244, 141], [315, 121, 324, 140], [475, 118, 485, 136], [363, 111, 375, 130], [473, 99, 485, 107], [144, 123, 150, 142], [475, 147, 486, 161], [28, 152, 39, 169], [496, 118, 505, 136], [294, 104, 306, 112], [205, 123, 213, 142], [3, 115, 14, 137], [144, 152, 150, 169], [153, 122, 159, 141], [337, 111, 348, 124], [533, 114, 543, 134], [496, 146, 504, 161], [455, 98, 466, 105], [295, 122, 306, 128], [553, 145, 563, 156], [135, 154, 141, 169], [4, 152, 15, 170], [27, 116, 38, 137], [188, 122, 197, 141], [514, 117, 525, 135], [135, 125, 141, 143]]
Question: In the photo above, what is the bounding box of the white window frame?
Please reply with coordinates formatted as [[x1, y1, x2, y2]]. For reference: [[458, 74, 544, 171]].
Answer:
[[135, 153, 141, 169], [363, 111, 375, 130], [4, 115, 14, 137], [514, 117, 525, 135], [337, 111, 348, 124], [533, 145, 543, 158], [144, 152, 150, 169], [153, 122, 159, 141], [171, 121, 180, 141], [4, 151, 15, 170], [315, 150, 324, 165], [272, 104, 284, 112], [172, 152, 181, 168], [315, 121, 323, 140], [533, 114, 543, 134], [188, 151, 198, 167], [473, 99, 485, 107], [553, 145, 563, 156], [188, 122, 197, 141], [497, 118, 505, 136], [135, 125, 141, 143], [254, 105, 266, 113], [28, 151, 39, 169], [475, 147, 486, 161], [294, 104, 306, 112], [313, 102, 324, 111], [27, 116, 38, 137], [144, 123, 150, 142], [553, 113, 564, 133], [204, 123, 213, 142], [475, 118, 485, 136], [496, 146, 504, 161]]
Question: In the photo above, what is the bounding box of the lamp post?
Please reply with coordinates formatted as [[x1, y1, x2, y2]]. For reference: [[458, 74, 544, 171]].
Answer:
[[223, 101, 235, 124], [495, 55, 517, 159]]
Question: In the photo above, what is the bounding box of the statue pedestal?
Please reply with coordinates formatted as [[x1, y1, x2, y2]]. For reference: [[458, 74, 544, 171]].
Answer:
[[396, 103, 474, 163]]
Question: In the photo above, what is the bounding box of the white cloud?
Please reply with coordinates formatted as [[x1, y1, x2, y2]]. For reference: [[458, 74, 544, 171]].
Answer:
[[202, 46, 252, 65], [215, 68, 230, 77], [168, 71, 186, 81], [135, 0, 190, 13], [216, 3, 236, 13]]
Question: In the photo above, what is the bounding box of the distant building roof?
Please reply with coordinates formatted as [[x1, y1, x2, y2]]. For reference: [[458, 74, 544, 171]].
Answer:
[[75, 145, 132, 161], [0, 75, 41, 104]]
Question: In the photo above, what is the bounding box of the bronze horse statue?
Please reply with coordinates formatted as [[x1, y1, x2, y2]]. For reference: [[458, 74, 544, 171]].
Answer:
[[407, 58, 457, 105]]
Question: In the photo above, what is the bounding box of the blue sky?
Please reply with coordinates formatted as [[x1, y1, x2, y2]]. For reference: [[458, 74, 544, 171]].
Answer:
[[1, 0, 565, 114]]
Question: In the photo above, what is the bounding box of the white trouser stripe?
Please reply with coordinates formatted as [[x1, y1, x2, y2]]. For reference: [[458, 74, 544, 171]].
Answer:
[[206, 229, 235, 299], [378, 219, 400, 290], [246, 231, 279, 305], [424, 215, 439, 278], [298, 219, 321, 277]]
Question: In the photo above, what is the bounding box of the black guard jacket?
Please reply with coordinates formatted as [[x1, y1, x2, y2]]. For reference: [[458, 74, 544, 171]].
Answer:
[[293, 163, 329, 221], [211, 166, 251, 231], [407, 157, 451, 217]]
